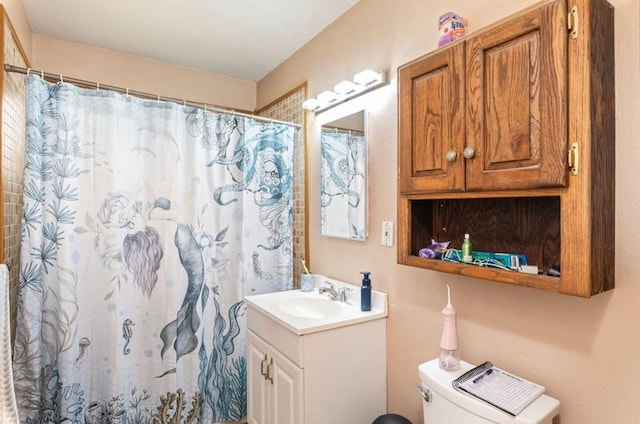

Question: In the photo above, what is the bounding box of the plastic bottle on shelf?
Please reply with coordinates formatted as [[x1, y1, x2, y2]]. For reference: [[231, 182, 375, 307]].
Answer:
[[461, 233, 473, 264]]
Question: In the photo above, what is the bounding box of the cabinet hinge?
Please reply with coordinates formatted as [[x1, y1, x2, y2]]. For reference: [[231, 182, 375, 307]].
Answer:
[[568, 142, 579, 175], [568, 6, 579, 39]]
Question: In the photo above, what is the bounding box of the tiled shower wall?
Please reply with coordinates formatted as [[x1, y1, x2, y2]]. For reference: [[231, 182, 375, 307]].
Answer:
[[257, 84, 307, 287], [2, 14, 27, 344]]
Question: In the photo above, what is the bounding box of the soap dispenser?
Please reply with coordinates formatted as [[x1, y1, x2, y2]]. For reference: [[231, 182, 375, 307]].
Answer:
[[439, 284, 461, 371], [360, 271, 371, 311]]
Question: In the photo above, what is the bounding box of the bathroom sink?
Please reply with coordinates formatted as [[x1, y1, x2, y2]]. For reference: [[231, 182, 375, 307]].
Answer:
[[277, 297, 343, 319], [245, 275, 387, 335]]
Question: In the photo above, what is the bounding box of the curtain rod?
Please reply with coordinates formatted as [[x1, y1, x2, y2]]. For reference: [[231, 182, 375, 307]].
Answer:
[[3, 64, 301, 128], [322, 126, 364, 136]]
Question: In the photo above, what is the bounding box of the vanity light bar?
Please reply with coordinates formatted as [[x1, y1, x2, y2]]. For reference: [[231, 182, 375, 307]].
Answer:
[[303, 69, 387, 113]]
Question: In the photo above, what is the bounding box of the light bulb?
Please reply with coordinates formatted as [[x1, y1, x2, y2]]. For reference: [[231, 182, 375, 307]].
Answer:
[[317, 90, 341, 106], [334, 80, 360, 95], [353, 69, 384, 86], [302, 98, 320, 111]]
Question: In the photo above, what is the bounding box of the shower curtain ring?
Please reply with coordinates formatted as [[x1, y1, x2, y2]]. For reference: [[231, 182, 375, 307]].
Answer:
[[40, 70, 44, 79], [126, 88, 130, 98], [60, 74, 64, 84], [96, 82, 100, 92], [26, 68, 30, 76]]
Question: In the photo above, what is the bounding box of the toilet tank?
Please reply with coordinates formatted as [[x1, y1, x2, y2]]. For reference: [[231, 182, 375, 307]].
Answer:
[[418, 359, 560, 424]]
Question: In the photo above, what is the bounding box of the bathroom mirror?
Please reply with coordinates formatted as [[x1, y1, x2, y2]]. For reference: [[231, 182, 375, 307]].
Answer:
[[320, 110, 367, 240]]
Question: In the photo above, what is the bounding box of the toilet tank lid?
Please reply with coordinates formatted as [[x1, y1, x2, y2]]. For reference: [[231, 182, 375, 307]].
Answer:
[[418, 359, 560, 424]]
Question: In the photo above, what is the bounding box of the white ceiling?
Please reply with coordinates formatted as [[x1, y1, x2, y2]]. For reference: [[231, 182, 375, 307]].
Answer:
[[22, 0, 360, 81]]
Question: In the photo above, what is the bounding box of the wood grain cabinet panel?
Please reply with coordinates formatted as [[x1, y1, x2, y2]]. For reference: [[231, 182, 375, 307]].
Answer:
[[466, 0, 568, 191], [397, 0, 615, 297], [399, 42, 465, 193]]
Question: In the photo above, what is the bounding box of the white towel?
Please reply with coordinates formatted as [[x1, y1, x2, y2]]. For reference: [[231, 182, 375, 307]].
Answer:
[[0, 264, 19, 423]]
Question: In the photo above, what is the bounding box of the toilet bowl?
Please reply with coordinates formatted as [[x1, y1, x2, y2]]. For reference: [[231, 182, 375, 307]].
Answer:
[[417, 359, 560, 424]]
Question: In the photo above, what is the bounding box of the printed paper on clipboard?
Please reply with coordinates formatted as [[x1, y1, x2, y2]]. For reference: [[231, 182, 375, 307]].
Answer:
[[452, 361, 546, 416]]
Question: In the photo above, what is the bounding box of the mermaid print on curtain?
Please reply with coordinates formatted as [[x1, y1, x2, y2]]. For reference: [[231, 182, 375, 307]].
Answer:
[[13, 74, 296, 423], [320, 128, 366, 240]]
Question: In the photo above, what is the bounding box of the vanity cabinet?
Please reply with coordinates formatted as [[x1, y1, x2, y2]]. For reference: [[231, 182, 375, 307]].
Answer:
[[248, 331, 303, 424], [397, 0, 615, 297], [247, 304, 387, 424]]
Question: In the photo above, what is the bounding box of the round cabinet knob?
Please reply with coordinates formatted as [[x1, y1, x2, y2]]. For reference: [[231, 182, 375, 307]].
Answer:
[[463, 146, 476, 159], [446, 149, 458, 162]]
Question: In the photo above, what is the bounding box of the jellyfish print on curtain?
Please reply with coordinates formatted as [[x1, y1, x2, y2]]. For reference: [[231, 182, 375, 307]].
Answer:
[[13, 74, 297, 423]]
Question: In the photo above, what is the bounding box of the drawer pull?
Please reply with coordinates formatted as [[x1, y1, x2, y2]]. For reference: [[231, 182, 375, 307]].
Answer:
[[260, 354, 268, 378], [266, 358, 274, 384]]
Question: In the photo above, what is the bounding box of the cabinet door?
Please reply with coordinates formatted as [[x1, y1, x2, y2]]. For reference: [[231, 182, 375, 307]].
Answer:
[[465, 0, 567, 191], [399, 42, 465, 193], [247, 332, 270, 424], [270, 347, 304, 424]]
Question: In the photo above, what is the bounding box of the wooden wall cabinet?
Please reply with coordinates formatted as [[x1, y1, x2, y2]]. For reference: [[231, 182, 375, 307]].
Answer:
[[397, 0, 615, 297], [399, 0, 568, 194]]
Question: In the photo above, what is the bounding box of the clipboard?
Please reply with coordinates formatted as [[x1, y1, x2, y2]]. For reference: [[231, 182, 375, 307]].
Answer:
[[452, 361, 545, 416]]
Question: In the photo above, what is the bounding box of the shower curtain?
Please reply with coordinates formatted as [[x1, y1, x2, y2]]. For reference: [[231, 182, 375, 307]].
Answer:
[[13, 75, 297, 423]]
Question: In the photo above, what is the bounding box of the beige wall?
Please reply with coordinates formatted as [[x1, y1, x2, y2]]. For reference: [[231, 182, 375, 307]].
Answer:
[[1, 0, 256, 110], [31, 34, 257, 111], [258, 0, 640, 423], [1, 0, 257, 111], [0, 0, 31, 60]]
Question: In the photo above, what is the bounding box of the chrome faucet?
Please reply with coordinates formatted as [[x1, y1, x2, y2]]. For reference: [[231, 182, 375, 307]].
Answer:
[[319, 281, 352, 303]]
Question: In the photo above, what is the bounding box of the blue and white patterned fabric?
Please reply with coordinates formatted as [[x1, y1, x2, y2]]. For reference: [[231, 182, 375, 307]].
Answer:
[[0, 264, 19, 424], [13, 75, 297, 422]]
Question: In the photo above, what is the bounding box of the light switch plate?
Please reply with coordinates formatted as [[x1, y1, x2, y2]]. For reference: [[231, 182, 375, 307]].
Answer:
[[381, 221, 394, 247]]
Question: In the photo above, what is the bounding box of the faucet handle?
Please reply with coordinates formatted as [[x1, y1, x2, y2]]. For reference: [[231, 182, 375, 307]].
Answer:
[[338, 287, 352, 302], [318, 281, 336, 297]]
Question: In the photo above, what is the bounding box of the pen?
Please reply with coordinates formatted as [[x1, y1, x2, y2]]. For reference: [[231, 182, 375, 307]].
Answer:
[[472, 368, 493, 384]]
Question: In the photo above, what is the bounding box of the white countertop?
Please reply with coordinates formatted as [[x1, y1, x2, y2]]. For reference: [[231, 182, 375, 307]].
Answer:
[[245, 274, 388, 335]]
